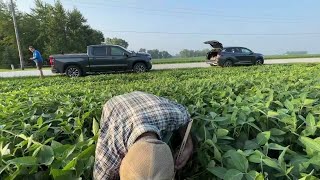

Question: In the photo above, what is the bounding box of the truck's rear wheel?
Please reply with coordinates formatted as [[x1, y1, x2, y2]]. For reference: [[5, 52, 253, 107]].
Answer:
[[65, 66, 82, 77], [133, 63, 147, 73]]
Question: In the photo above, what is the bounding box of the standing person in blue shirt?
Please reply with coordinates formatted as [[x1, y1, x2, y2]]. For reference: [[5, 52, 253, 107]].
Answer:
[[29, 46, 44, 78]]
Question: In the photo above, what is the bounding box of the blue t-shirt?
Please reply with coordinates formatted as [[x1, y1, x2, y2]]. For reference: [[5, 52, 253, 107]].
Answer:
[[33, 50, 43, 63]]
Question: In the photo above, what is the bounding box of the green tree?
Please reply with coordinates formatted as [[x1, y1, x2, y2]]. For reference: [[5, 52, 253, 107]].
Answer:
[[0, 0, 105, 68], [145, 49, 172, 59], [160, 51, 172, 58], [0, 0, 18, 67], [105, 37, 129, 48], [139, 48, 146, 53], [84, 26, 104, 46], [179, 49, 210, 57], [45, 0, 68, 54], [2, 46, 18, 68], [147, 49, 159, 59], [66, 9, 87, 52], [30, 0, 54, 58]]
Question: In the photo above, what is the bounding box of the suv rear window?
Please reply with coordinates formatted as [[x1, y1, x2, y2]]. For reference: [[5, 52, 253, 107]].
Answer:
[[93, 47, 107, 56]]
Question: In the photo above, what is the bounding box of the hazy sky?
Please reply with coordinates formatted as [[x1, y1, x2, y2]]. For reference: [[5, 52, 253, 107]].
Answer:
[[15, 0, 320, 55]]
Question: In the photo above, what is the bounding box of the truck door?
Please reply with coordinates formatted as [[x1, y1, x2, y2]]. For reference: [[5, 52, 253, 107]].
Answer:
[[89, 46, 113, 72], [109, 46, 129, 71]]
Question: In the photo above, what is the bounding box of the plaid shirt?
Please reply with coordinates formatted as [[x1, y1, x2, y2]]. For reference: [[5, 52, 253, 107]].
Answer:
[[93, 91, 190, 180]]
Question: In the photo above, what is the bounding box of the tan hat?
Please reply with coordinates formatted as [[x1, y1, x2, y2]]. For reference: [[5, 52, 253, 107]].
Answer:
[[120, 138, 174, 180]]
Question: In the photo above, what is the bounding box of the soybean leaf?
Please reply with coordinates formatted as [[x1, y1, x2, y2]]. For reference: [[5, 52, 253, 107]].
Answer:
[[244, 140, 259, 150], [77, 144, 95, 160], [262, 158, 281, 171], [213, 117, 228, 122], [207, 160, 216, 169], [229, 150, 248, 172], [63, 158, 77, 170], [284, 100, 294, 111], [37, 145, 54, 165], [214, 146, 222, 162], [299, 136, 320, 152], [256, 173, 265, 180], [77, 132, 84, 143], [268, 143, 286, 151], [248, 152, 263, 163], [50, 169, 78, 180], [299, 169, 317, 180], [37, 116, 43, 128], [223, 169, 243, 180], [51, 141, 63, 150], [303, 99, 317, 106], [278, 146, 289, 171], [256, 131, 270, 145], [309, 155, 320, 166], [7, 156, 38, 166], [207, 166, 227, 179], [216, 128, 229, 137], [270, 128, 286, 136], [245, 170, 259, 180], [92, 118, 99, 136], [267, 111, 279, 117], [305, 113, 316, 135]]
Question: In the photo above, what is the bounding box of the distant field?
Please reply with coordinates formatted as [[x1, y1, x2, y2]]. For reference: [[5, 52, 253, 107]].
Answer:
[[152, 54, 320, 64]]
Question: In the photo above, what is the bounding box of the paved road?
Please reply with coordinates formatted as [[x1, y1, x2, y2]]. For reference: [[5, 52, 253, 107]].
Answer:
[[1, 58, 320, 78]]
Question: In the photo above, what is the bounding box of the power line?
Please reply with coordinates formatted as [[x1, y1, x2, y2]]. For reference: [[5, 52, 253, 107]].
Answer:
[[102, 30, 320, 36], [78, 0, 303, 21], [63, 1, 302, 23]]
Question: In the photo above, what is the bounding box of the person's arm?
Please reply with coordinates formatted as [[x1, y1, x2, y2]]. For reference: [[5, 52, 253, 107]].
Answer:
[[174, 122, 193, 170], [30, 51, 37, 60]]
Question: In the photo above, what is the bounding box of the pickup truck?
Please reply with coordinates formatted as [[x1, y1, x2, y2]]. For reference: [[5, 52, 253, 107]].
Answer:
[[49, 45, 152, 77]]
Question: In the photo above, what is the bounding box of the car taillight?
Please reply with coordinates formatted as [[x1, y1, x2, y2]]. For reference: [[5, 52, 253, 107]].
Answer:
[[49, 56, 55, 66]]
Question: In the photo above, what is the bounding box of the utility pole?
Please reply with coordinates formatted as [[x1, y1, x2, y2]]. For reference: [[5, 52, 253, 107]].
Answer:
[[9, 0, 24, 70]]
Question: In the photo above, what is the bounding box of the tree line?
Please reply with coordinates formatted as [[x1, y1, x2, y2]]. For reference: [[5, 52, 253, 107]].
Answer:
[[179, 49, 210, 58], [0, 0, 104, 68], [0, 0, 211, 68], [137, 48, 210, 59]]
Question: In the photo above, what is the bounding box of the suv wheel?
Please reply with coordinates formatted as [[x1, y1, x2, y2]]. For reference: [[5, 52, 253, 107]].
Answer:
[[255, 59, 264, 65], [223, 60, 233, 67], [65, 66, 82, 77], [133, 63, 147, 73]]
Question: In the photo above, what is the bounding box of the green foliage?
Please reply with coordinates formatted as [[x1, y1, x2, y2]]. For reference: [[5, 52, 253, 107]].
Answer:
[[146, 49, 172, 59], [0, 0, 104, 68], [1, 46, 18, 68], [105, 37, 129, 48], [179, 49, 210, 58], [1, 64, 320, 179]]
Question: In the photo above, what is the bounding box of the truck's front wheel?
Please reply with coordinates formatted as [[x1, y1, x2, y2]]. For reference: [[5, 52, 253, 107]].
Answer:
[[65, 66, 82, 77], [133, 63, 147, 73]]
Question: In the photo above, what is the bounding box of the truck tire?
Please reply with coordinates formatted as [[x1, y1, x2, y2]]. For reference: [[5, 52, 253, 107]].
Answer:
[[255, 58, 264, 65], [65, 65, 82, 77], [222, 60, 233, 67], [133, 63, 147, 73]]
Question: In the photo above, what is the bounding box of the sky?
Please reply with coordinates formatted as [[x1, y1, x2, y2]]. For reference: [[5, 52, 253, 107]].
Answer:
[[15, 0, 320, 55]]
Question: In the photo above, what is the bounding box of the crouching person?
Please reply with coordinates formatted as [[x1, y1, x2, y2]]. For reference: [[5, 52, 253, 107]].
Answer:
[[94, 91, 193, 180]]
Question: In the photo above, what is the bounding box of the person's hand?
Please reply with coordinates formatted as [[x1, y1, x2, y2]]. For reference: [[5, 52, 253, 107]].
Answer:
[[174, 136, 193, 170]]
